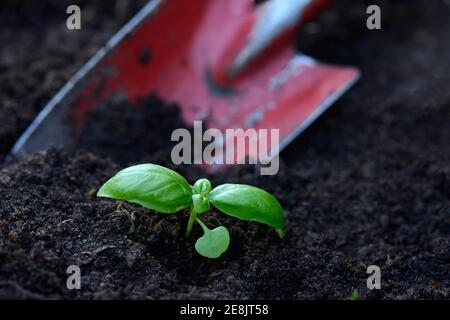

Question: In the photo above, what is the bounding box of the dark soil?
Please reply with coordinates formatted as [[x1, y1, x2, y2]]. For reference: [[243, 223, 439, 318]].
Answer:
[[0, 0, 449, 299], [0, 0, 147, 164], [72, 95, 189, 166]]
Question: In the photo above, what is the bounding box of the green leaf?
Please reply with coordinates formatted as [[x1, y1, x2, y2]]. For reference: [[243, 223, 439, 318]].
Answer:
[[351, 290, 361, 300], [192, 194, 210, 213], [194, 218, 230, 259], [209, 184, 284, 232], [192, 178, 212, 214], [97, 164, 192, 213], [193, 178, 212, 195]]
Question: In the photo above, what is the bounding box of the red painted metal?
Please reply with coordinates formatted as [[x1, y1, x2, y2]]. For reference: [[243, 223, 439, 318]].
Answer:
[[73, 0, 358, 169]]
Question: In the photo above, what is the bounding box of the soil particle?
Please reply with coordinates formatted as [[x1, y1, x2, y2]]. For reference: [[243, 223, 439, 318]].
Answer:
[[139, 47, 152, 66]]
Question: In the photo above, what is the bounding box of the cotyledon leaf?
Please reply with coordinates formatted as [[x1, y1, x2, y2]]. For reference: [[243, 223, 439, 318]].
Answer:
[[97, 164, 192, 213], [194, 218, 230, 259]]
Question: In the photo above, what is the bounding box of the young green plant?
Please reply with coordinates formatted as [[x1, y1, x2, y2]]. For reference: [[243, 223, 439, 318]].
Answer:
[[97, 164, 284, 258]]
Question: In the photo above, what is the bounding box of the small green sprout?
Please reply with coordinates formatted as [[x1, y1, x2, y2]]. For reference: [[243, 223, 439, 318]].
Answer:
[[97, 164, 284, 258], [351, 289, 361, 300]]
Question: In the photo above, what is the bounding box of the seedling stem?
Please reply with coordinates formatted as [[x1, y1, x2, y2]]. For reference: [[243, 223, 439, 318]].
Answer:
[[186, 206, 197, 237]]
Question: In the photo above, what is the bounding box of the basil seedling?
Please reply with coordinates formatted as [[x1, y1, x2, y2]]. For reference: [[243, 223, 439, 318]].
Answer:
[[97, 164, 284, 258]]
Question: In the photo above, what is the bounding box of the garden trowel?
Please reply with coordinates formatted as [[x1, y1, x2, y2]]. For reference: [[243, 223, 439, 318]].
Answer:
[[10, 0, 359, 169]]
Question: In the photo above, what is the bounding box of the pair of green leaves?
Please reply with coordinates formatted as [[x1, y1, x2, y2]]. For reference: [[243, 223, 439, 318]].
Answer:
[[97, 164, 284, 258]]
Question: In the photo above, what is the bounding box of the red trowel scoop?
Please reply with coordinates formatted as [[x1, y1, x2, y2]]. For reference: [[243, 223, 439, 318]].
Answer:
[[10, 0, 359, 168]]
